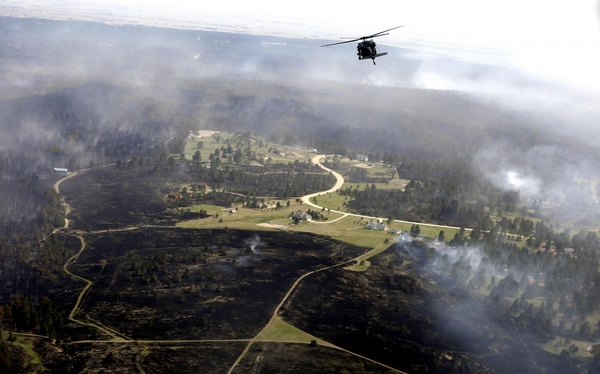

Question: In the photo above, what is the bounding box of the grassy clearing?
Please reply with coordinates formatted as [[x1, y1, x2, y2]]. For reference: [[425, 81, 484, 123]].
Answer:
[[389, 223, 461, 241], [473, 277, 494, 297], [298, 219, 391, 248], [541, 338, 594, 359], [341, 181, 407, 191], [344, 243, 394, 272], [0, 331, 47, 371], [255, 316, 332, 346], [314, 192, 352, 212], [182, 137, 313, 166], [15, 339, 43, 367], [355, 243, 391, 262], [178, 205, 392, 248], [178, 201, 463, 248], [344, 260, 371, 272]]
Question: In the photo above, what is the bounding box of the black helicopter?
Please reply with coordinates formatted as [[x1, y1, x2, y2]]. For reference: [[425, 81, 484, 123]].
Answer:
[[321, 26, 403, 65]]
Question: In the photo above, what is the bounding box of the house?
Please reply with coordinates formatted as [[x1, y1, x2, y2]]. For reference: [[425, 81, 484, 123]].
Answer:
[[365, 220, 387, 230], [53, 168, 69, 175], [588, 344, 600, 353], [356, 154, 369, 162], [390, 228, 402, 235], [224, 207, 236, 214], [192, 182, 209, 192], [293, 210, 310, 221], [167, 192, 181, 200]]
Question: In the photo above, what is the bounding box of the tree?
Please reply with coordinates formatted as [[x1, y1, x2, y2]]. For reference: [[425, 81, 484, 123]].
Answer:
[[192, 150, 202, 162], [580, 321, 592, 341], [410, 224, 421, 238], [438, 230, 445, 242]]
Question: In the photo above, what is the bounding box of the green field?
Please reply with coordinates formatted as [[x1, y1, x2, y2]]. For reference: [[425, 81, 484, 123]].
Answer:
[[344, 180, 409, 190], [179, 203, 396, 248], [182, 133, 313, 165], [255, 316, 332, 346]]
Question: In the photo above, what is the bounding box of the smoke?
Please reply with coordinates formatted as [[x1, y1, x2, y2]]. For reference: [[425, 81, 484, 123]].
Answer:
[[243, 234, 262, 253], [473, 143, 599, 214]]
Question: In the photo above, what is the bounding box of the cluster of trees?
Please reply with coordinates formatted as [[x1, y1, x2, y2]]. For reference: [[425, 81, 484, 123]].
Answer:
[[0, 152, 47, 238], [337, 181, 496, 229], [408, 221, 600, 353], [190, 163, 335, 199], [126, 250, 208, 285], [0, 296, 62, 339]]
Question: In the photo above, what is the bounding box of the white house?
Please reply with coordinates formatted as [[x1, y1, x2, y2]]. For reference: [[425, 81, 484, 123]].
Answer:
[[293, 210, 310, 221], [365, 220, 387, 230]]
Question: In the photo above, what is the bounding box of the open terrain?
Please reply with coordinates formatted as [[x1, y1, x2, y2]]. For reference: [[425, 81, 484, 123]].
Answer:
[[2, 129, 598, 373], [20, 143, 501, 373], [2, 13, 600, 373]]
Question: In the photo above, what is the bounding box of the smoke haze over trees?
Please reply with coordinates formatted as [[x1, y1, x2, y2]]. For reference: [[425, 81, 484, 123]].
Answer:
[[0, 11, 600, 373]]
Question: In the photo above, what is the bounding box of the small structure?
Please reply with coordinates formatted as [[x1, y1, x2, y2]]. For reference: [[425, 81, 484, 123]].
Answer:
[[587, 344, 600, 353], [356, 154, 369, 162], [365, 220, 387, 230], [293, 210, 310, 221], [224, 208, 236, 214], [167, 192, 181, 200], [192, 182, 209, 192], [53, 168, 69, 175]]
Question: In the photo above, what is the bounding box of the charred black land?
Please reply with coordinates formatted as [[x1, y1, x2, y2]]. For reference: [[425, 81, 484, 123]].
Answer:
[[61, 227, 365, 341], [2, 14, 600, 374]]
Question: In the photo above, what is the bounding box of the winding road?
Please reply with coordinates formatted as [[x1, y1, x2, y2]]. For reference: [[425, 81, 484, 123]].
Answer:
[[305, 155, 470, 232], [51, 154, 468, 373]]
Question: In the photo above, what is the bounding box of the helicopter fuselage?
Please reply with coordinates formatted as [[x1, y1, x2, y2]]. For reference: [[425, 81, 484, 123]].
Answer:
[[321, 25, 402, 65], [357, 40, 377, 60], [357, 40, 388, 64]]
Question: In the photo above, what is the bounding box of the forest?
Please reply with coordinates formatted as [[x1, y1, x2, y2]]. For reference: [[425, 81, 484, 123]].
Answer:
[[401, 225, 600, 372], [1, 15, 600, 373]]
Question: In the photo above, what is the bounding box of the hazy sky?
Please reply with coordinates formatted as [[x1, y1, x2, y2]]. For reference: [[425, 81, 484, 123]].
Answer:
[[4, 0, 600, 91], [87, 0, 600, 90]]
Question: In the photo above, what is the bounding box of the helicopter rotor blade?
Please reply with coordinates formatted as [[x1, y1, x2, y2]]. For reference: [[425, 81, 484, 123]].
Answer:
[[321, 38, 360, 47], [321, 26, 403, 47], [366, 25, 404, 39]]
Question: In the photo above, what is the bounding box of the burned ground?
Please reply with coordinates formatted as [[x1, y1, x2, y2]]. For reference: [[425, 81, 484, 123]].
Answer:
[[61, 228, 367, 341], [234, 342, 398, 373], [276, 242, 571, 374], [58, 167, 188, 231], [280, 249, 477, 374]]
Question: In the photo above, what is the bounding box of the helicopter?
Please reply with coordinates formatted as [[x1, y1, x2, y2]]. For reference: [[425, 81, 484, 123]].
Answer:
[[321, 26, 403, 65]]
